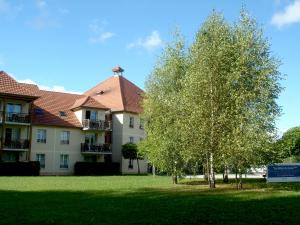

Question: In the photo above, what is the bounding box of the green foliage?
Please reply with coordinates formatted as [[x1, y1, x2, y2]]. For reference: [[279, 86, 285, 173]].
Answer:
[[275, 126, 300, 161], [139, 31, 187, 180], [141, 9, 282, 186], [122, 143, 138, 159]]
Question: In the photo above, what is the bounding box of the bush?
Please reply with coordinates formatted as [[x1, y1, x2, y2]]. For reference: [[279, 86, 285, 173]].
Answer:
[[0, 161, 40, 176], [74, 162, 120, 175]]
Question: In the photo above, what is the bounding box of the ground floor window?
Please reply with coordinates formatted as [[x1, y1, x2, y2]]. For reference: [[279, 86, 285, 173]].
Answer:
[[36, 154, 45, 168], [60, 154, 69, 169]]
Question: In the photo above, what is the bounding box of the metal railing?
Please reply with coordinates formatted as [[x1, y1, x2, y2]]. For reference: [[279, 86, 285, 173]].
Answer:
[[2, 139, 30, 149], [81, 143, 112, 153], [5, 112, 31, 123], [82, 119, 112, 131]]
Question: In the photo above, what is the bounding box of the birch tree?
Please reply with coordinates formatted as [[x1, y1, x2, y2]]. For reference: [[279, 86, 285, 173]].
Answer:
[[139, 34, 187, 184]]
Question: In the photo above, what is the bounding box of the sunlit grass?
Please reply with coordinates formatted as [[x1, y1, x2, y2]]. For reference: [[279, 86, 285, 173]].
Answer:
[[0, 176, 299, 225]]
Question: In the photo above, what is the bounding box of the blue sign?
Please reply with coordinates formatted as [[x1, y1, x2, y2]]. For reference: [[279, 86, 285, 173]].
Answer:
[[267, 164, 300, 182]]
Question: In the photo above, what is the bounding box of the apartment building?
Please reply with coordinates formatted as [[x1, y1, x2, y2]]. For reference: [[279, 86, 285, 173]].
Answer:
[[0, 67, 147, 175]]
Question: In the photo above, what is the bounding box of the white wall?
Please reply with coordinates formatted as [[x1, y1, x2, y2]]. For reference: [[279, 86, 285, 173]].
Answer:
[[31, 126, 84, 175], [122, 158, 148, 174], [112, 113, 123, 163], [122, 112, 145, 144]]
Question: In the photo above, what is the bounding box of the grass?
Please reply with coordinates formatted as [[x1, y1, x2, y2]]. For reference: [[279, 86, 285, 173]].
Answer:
[[0, 176, 299, 225]]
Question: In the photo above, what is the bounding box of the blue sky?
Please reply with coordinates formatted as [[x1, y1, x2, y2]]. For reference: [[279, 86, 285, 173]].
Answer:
[[0, 0, 300, 133]]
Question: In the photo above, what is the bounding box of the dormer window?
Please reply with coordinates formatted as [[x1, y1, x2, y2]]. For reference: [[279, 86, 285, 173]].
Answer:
[[59, 111, 67, 117], [86, 110, 97, 121], [34, 108, 44, 115], [96, 90, 105, 95]]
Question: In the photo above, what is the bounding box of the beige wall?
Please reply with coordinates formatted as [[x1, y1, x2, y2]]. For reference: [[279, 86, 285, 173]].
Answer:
[[112, 113, 124, 163], [122, 158, 148, 174], [122, 112, 145, 144], [111, 112, 147, 174], [31, 126, 84, 175], [74, 108, 106, 123]]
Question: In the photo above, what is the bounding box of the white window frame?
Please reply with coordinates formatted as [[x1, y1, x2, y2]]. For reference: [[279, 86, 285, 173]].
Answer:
[[129, 136, 134, 143], [36, 154, 45, 169], [129, 117, 134, 128], [139, 118, 144, 129], [60, 131, 70, 144], [60, 154, 69, 169], [37, 129, 47, 143]]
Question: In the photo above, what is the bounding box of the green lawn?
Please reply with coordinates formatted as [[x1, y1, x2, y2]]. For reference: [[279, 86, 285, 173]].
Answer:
[[0, 176, 299, 225]]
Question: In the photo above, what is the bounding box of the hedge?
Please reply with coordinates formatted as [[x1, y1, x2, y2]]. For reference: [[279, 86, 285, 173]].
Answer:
[[74, 162, 120, 175], [0, 161, 40, 176]]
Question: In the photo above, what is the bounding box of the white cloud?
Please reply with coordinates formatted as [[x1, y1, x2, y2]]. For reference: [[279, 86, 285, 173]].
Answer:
[[88, 20, 115, 44], [36, 0, 47, 10], [89, 32, 115, 44], [127, 30, 163, 51], [0, 0, 9, 13], [58, 8, 70, 15], [17, 78, 81, 94], [0, 0, 23, 18], [28, 0, 68, 29], [271, 0, 300, 27]]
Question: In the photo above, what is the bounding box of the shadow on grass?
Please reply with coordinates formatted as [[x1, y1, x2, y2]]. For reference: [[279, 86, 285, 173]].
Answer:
[[0, 186, 299, 225]]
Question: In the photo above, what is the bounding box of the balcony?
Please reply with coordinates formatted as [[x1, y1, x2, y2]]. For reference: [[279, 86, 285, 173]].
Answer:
[[4, 112, 31, 124], [2, 139, 30, 151], [81, 143, 112, 154], [82, 119, 112, 131]]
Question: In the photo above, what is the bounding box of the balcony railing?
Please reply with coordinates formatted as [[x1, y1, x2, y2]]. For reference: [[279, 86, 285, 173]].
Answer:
[[5, 112, 31, 124], [81, 143, 112, 154], [2, 139, 30, 150], [82, 119, 112, 131]]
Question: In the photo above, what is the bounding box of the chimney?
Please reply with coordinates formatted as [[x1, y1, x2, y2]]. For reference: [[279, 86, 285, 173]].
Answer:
[[112, 66, 124, 76]]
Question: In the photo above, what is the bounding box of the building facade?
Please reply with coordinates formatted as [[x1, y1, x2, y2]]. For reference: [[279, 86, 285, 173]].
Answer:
[[0, 67, 146, 175]]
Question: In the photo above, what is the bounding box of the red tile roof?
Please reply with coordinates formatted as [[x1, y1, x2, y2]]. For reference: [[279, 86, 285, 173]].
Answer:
[[71, 96, 108, 110], [84, 75, 144, 113], [32, 90, 83, 128], [1, 70, 144, 128], [0, 71, 40, 98]]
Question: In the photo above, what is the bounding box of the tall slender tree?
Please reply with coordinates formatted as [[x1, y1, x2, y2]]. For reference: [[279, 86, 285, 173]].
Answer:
[[139, 33, 187, 183]]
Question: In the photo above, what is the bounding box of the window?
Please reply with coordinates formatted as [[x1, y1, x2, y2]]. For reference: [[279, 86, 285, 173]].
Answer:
[[36, 154, 45, 168], [60, 131, 70, 144], [34, 108, 44, 115], [60, 154, 69, 169], [37, 129, 46, 143], [90, 111, 98, 121], [139, 118, 144, 129], [129, 117, 134, 128], [59, 111, 67, 117], [6, 103, 22, 113], [129, 137, 134, 143], [85, 110, 98, 121]]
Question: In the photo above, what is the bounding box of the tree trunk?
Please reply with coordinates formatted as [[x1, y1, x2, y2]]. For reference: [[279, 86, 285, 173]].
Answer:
[[172, 174, 178, 184], [223, 165, 229, 183], [209, 153, 215, 188], [238, 170, 243, 190], [152, 164, 156, 177], [235, 170, 238, 189], [137, 158, 140, 174]]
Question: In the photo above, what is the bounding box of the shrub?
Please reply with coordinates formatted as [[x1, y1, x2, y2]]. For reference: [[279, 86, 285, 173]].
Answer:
[[74, 162, 120, 175], [0, 161, 40, 176]]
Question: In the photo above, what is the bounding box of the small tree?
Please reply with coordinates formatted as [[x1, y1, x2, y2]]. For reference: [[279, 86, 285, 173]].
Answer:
[[122, 143, 140, 174], [275, 127, 300, 162]]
